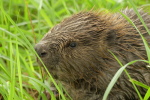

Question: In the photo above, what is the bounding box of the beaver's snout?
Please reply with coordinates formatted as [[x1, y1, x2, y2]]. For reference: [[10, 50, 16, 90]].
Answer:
[[35, 42, 60, 66], [35, 43, 48, 58]]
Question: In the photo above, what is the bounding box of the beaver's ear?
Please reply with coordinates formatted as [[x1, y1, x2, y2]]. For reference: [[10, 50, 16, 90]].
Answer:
[[106, 30, 116, 45]]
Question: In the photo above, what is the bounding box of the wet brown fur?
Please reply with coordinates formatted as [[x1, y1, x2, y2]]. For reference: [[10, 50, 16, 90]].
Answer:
[[35, 8, 150, 100]]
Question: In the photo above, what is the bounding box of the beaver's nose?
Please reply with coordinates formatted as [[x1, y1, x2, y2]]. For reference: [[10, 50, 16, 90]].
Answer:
[[34, 43, 48, 58]]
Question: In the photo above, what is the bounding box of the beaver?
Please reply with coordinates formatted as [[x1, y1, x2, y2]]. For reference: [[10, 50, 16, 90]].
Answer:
[[35, 8, 150, 100]]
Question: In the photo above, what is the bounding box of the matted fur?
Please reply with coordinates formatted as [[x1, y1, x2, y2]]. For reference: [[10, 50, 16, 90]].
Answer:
[[35, 9, 150, 100]]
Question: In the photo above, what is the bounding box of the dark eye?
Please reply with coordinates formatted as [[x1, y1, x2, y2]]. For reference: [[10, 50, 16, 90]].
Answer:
[[69, 42, 77, 48]]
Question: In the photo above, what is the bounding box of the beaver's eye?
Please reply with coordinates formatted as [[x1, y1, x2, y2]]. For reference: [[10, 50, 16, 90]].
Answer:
[[69, 42, 77, 48]]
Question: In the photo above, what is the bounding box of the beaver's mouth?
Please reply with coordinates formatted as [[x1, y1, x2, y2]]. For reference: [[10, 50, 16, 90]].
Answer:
[[36, 58, 44, 67]]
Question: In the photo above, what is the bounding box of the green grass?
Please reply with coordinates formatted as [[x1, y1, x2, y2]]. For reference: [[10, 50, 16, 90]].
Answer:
[[0, 0, 150, 100]]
